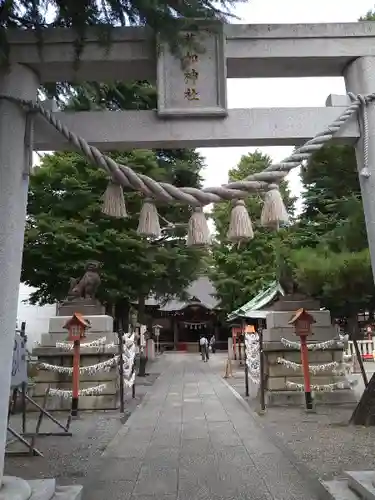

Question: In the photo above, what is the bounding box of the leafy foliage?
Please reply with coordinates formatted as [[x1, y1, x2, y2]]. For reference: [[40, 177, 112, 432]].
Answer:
[[289, 144, 373, 320], [299, 144, 365, 250], [209, 150, 296, 313], [23, 149, 206, 307], [291, 247, 375, 318], [1, 0, 244, 78], [22, 81, 207, 311]]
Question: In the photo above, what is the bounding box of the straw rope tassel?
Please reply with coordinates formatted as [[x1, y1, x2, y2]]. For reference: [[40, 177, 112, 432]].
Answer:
[[187, 207, 211, 247], [261, 185, 289, 228], [227, 200, 254, 242], [137, 198, 161, 238], [101, 181, 127, 218]]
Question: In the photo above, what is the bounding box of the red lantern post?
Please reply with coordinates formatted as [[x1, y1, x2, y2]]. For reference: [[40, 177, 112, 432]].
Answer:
[[288, 309, 316, 411], [63, 313, 91, 416]]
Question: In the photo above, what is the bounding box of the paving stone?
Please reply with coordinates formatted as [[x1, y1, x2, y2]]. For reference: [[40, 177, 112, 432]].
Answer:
[[253, 450, 318, 500], [124, 428, 155, 443], [90, 458, 142, 482], [131, 495, 177, 500], [150, 431, 181, 447], [143, 446, 179, 467], [213, 446, 252, 467], [84, 481, 134, 500], [180, 438, 214, 456], [104, 441, 149, 459], [182, 414, 206, 423], [133, 466, 178, 496], [182, 423, 208, 439], [91, 354, 322, 500]]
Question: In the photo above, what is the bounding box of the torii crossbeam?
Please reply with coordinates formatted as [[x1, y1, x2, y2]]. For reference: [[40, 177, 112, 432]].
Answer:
[[1, 21, 375, 498]]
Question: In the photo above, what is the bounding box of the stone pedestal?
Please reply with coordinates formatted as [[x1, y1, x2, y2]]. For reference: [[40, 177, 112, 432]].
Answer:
[[0, 476, 82, 500], [228, 338, 234, 360], [31, 315, 119, 411], [257, 301, 356, 406], [57, 298, 105, 317], [147, 339, 155, 360]]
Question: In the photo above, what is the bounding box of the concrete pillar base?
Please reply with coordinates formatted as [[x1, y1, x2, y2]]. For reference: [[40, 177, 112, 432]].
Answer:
[[0, 477, 82, 500]]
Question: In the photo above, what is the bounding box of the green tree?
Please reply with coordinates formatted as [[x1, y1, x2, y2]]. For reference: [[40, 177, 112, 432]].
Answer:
[[23, 149, 206, 319], [291, 143, 372, 319], [22, 81, 207, 325], [299, 144, 366, 251], [290, 247, 375, 321], [209, 150, 296, 313], [1, 0, 244, 79]]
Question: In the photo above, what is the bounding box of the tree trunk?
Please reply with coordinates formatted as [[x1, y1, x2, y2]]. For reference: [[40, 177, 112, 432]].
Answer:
[[348, 314, 368, 387], [137, 294, 146, 325], [348, 313, 374, 425], [350, 372, 375, 425], [114, 300, 130, 332]]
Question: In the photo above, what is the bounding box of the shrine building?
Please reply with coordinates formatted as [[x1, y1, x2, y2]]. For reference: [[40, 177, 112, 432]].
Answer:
[[145, 276, 228, 351]]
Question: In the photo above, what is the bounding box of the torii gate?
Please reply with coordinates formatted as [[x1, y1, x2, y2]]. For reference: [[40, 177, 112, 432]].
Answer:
[[1, 20, 375, 495]]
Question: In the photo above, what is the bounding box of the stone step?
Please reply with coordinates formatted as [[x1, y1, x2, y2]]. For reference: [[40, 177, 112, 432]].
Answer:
[[38, 331, 118, 348], [266, 388, 357, 407], [321, 479, 360, 500], [0, 478, 82, 500], [345, 471, 375, 500], [28, 479, 56, 500], [51, 485, 82, 500]]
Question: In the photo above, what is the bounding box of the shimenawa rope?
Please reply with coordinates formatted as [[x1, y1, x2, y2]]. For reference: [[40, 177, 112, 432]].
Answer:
[[0, 92, 372, 244]]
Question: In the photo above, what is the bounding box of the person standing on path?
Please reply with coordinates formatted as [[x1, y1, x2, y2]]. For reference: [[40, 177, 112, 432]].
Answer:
[[209, 334, 216, 354], [199, 334, 209, 362]]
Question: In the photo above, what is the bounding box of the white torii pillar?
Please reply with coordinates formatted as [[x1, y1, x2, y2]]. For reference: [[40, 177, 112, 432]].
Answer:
[[0, 64, 39, 486], [344, 57, 375, 283]]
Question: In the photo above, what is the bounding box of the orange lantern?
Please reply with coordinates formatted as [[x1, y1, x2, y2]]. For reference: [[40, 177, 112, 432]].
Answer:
[[63, 313, 90, 341], [63, 313, 91, 416], [288, 309, 316, 411], [288, 308, 315, 338]]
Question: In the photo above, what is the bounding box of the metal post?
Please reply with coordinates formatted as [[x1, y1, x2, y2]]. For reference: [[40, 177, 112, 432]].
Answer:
[[300, 336, 313, 410], [258, 329, 266, 413], [118, 329, 125, 414], [344, 57, 375, 282], [244, 351, 249, 397], [71, 340, 81, 416], [0, 64, 39, 485]]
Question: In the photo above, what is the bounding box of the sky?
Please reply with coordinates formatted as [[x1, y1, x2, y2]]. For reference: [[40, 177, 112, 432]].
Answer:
[[19, 0, 375, 342], [199, 0, 375, 209]]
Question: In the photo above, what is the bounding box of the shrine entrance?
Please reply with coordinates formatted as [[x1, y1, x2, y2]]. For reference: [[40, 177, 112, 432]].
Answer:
[[175, 304, 214, 351], [145, 276, 227, 351], [2, 19, 375, 495]]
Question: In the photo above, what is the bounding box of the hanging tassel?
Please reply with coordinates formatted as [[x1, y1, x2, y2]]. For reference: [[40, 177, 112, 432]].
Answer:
[[137, 198, 161, 238], [101, 181, 127, 218], [187, 206, 211, 247], [261, 186, 289, 229], [227, 200, 254, 242]]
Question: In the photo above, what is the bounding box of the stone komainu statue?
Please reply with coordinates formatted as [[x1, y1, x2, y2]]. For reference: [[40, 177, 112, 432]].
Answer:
[[277, 253, 300, 296], [67, 261, 101, 300]]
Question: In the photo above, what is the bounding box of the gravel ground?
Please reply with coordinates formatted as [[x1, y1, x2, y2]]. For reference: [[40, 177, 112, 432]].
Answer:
[[4, 371, 160, 486], [210, 353, 375, 481]]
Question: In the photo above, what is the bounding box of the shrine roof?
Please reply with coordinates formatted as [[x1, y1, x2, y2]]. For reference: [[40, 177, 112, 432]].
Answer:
[[227, 281, 285, 322], [145, 276, 220, 312]]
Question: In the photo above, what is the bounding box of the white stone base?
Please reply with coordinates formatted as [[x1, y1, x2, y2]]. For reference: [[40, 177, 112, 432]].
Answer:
[[266, 310, 332, 329], [147, 339, 155, 360], [39, 331, 118, 347], [0, 477, 82, 500], [264, 310, 338, 342], [49, 315, 113, 334]]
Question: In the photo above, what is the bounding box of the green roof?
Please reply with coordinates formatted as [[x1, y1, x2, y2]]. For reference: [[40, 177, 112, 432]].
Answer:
[[227, 281, 285, 322]]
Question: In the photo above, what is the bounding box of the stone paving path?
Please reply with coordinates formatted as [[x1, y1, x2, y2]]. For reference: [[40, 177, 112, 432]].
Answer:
[[86, 353, 321, 500]]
